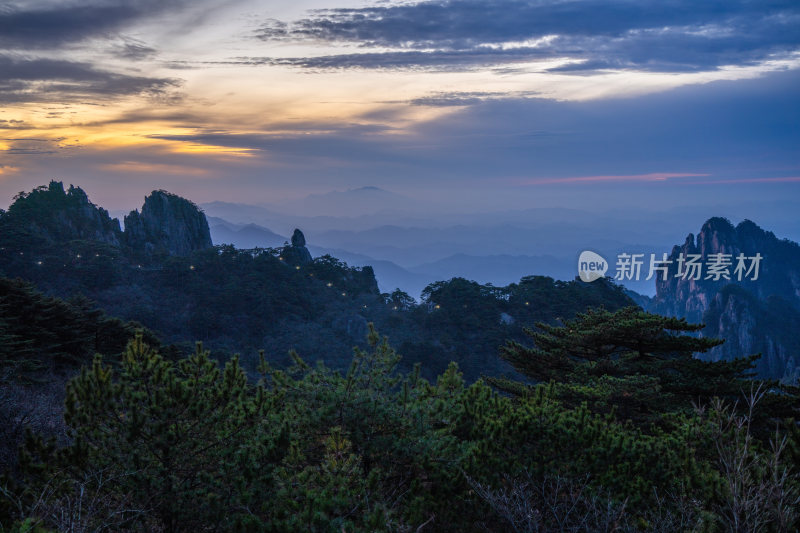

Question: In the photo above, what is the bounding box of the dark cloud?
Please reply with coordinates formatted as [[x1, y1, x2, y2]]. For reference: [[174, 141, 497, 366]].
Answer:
[[256, 0, 800, 72], [0, 55, 181, 104], [0, 138, 59, 155], [114, 38, 158, 61], [146, 121, 402, 163], [266, 48, 551, 71], [0, 119, 26, 129], [0, 0, 185, 49]]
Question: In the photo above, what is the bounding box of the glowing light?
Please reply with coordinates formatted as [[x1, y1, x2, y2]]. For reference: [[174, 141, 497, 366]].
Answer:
[[190, 265, 195, 270]]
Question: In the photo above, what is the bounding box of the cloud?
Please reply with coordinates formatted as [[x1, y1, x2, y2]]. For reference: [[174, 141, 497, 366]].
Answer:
[[0, 55, 182, 104], [408, 91, 515, 107], [0, 119, 27, 130], [240, 48, 553, 71], [113, 38, 159, 61], [517, 173, 711, 185], [0, 0, 186, 49], [146, 122, 405, 164], [256, 0, 800, 73], [0, 138, 60, 156]]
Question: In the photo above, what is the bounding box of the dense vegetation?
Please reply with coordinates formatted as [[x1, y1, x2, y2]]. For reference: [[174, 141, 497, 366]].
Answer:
[[1, 309, 798, 531]]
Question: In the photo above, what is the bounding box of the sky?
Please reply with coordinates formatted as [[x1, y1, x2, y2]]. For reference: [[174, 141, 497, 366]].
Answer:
[[1, 0, 799, 215]]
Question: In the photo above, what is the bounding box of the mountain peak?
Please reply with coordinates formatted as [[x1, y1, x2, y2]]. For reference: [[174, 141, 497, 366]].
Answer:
[[0, 180, 122, 246], [350, 186, 386, 193], [124, 190, 212, 256]]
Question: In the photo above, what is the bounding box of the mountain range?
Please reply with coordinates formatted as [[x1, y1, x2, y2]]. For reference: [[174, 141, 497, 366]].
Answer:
[[2, 182, 798, 382]]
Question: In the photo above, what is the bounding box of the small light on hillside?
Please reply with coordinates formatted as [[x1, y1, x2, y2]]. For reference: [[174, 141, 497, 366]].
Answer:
[[341, 292, 347, 297], [279, 257, 284, 261], [434, 304, 441, 309], [392, 306, 398, 310], [295, 265, 300, 270], [525, 301, 530, 306], [76, 254, 81, 258], [36, 261, 42, 265], [327, 282, 333, 287], [190, 265, 195, 270]]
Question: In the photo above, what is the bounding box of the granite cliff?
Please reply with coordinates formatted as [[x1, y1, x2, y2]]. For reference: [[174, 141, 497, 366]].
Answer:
[[124, 190, 212, 257], [652, 217, 800, 381]]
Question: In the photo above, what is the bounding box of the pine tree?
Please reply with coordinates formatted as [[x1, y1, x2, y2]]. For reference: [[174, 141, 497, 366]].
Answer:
[[16, 333, 287, 532], [495, 306, 757, 424]]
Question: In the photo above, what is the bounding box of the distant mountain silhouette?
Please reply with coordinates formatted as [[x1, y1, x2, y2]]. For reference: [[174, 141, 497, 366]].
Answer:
[[207, 217, 287, 249], [275, 186, 412, 217]]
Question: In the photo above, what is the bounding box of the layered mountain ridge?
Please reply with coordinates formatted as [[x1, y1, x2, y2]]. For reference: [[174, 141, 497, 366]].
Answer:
[[0, 181, 635, 381]]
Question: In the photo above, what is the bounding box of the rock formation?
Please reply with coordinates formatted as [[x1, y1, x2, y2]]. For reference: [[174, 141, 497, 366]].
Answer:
[[652, 217, 800, 381], [0, 181, 122, 246], [281, 228, 313, 264], [124, 190, 212, 256]]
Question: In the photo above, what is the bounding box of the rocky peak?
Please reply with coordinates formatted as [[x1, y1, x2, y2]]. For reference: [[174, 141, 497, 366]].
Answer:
[[291, 228, 306, 248], [653, 217, 800, 321], [281, 228, 312, 264], [124, 190, 212, 256], [652, 217, 800, 380], [0, 180, 122, 246]]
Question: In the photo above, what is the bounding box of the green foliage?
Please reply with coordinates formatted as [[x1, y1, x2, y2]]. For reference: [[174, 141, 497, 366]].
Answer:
[[0, 277, 158, 380], [1, 323, 798, 532], [12, 333, 287, 532], [496, 306, 767, 426], [396, 276, 635, 380], [0, 181, 121, 250], [259, 325, 471, 530]]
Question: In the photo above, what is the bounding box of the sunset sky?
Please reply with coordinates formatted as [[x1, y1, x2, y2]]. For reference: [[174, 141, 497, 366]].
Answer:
[[1, 0, 798, 213]]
